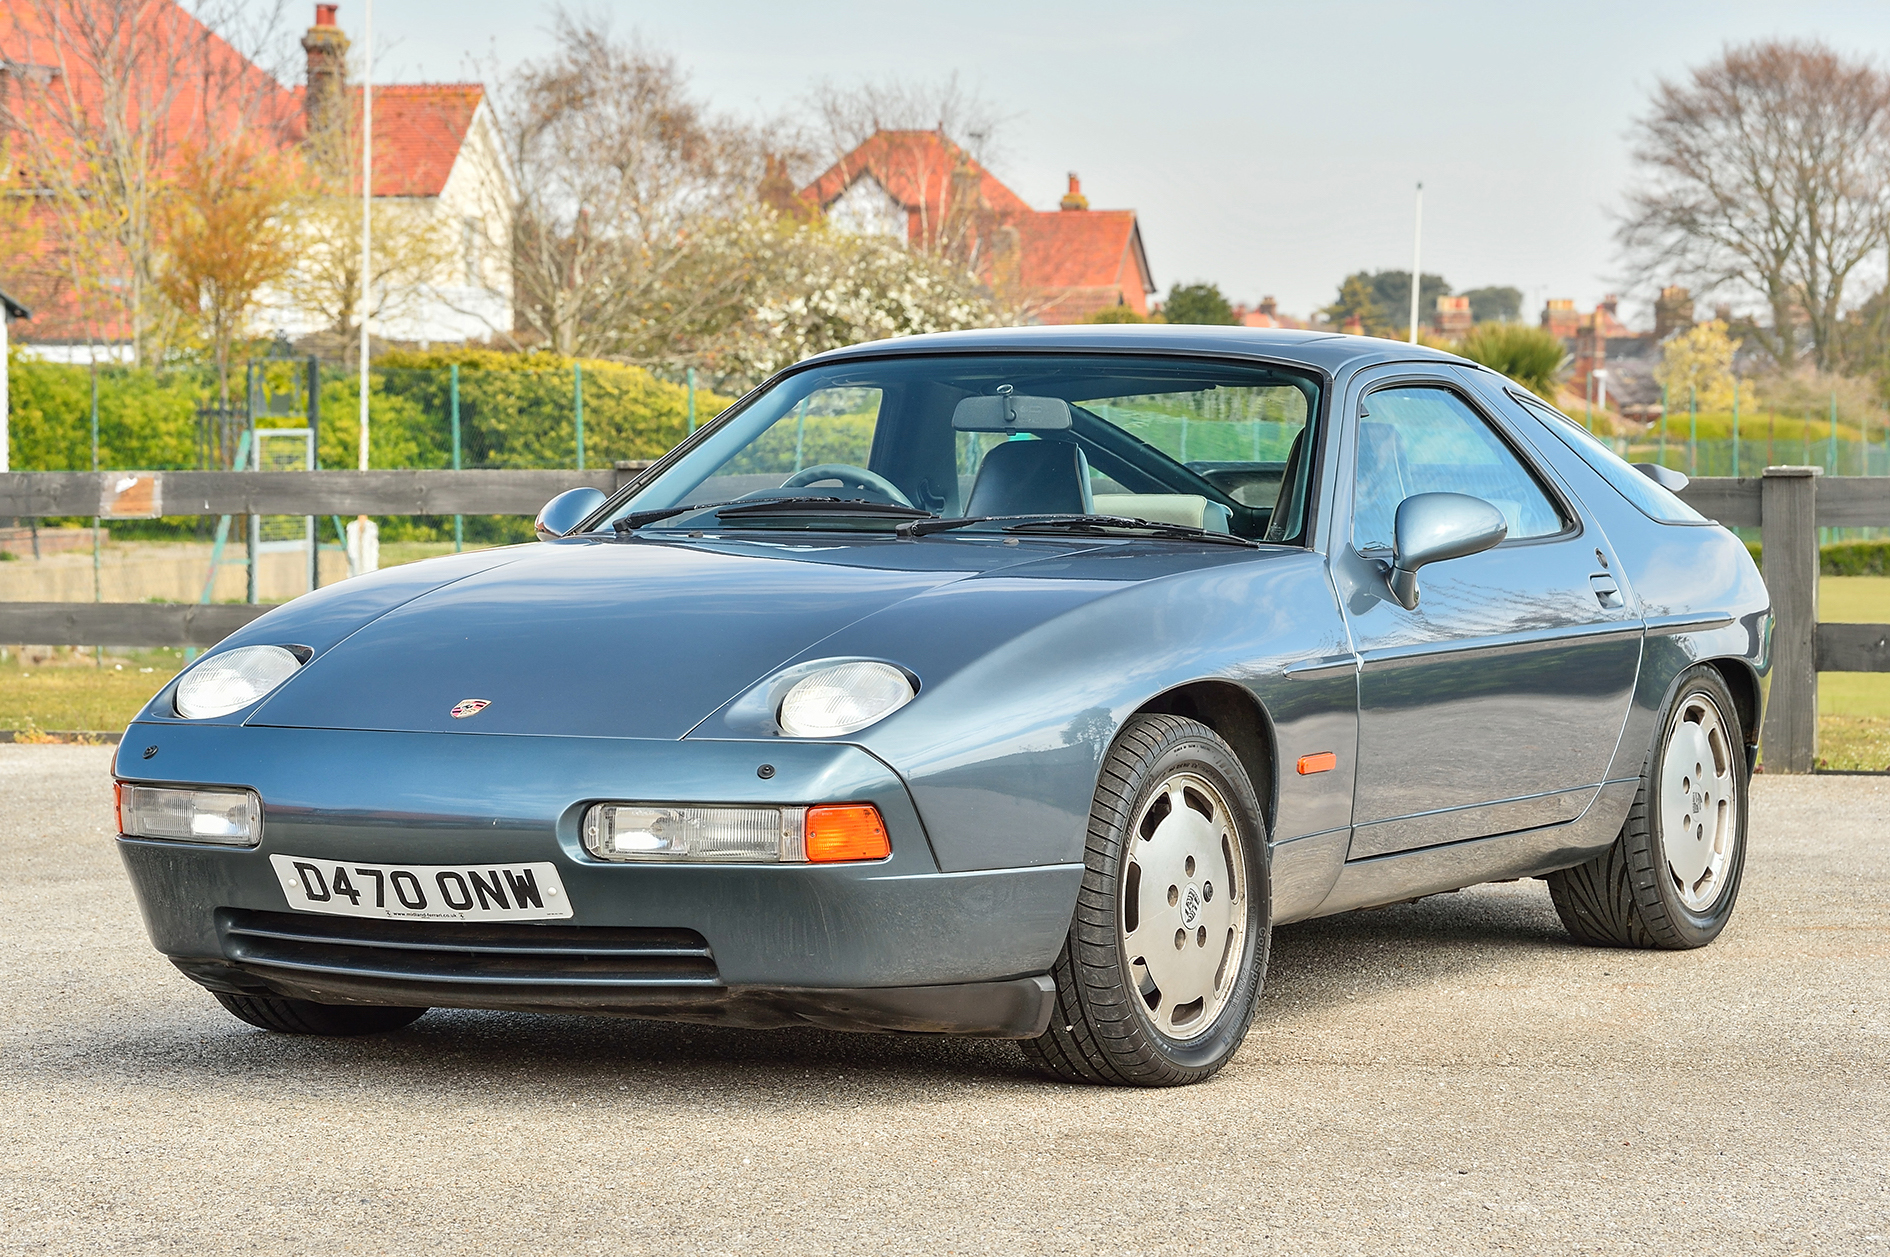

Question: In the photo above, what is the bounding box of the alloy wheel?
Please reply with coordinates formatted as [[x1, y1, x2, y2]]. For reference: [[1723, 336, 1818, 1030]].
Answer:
[[1119, 770, 1249, 1039], [1658, 691, 1739, 913]]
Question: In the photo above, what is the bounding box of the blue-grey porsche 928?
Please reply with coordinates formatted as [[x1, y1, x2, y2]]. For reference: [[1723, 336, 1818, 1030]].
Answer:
[[113, 326, 1769, 1086]]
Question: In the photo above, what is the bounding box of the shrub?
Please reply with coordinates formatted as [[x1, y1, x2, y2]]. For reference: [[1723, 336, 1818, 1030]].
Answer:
[[1454, 323, 1568, 401]]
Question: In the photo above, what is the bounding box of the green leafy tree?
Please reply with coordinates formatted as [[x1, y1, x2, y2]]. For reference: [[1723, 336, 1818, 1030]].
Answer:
[[1454, 323, 1569, 401], [1654, 320, 1740, 413], [1161, 282, 1236, 325], [1365, 270, 1450, 334], [1323, 273, 1390, 336], [1462, 286, 1523, 323], [1086, 305, 1148, 324]]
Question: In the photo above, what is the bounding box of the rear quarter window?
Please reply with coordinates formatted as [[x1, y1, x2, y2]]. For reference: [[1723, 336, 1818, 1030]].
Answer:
[[1509, 391, 1708, 525]]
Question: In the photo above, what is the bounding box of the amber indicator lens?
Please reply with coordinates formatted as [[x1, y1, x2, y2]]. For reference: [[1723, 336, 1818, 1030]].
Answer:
[[1296, 752, 1338, 775], [804, 804, 891, 862]]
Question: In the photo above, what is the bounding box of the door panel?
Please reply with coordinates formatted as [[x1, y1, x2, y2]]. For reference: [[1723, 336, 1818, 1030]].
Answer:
[[1331, 373, 1641, 858]]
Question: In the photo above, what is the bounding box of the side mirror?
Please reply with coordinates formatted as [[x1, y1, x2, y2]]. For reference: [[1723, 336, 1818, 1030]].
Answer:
[[534, 487, 607, 541], [1387, 492, 1508, 610], [1632, 462, 1689, 492]]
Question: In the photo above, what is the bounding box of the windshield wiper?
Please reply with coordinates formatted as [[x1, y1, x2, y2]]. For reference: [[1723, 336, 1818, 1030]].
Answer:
[[899, 513, 1259, 548], [612, 496, 933, 534], [610, 499, 749, 532], [716, 497, 933, 520]]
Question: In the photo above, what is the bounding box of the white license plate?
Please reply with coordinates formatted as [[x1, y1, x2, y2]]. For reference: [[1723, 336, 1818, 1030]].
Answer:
[[269, 854, 573, 921]]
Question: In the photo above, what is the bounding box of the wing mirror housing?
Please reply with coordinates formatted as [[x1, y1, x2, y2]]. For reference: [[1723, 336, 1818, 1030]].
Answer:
[[534, 486, 607, 541], [1632, 462, 1689, 492], [1387, 492, 1509, 610]]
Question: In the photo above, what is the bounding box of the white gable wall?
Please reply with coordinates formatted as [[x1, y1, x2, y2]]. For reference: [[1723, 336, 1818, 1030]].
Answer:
[[827, 175, 907, 241]]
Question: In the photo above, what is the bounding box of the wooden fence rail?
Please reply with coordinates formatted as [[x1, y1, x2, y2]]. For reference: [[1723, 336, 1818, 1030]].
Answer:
[[0, 466, 643, 519], [1, 464, 1887, 770]]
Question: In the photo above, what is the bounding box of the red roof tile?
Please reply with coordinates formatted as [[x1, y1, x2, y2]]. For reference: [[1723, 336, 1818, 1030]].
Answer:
[[346, 84, 483, 198], [802, 131, 1156, 325], [803, 130, 1029, 245]]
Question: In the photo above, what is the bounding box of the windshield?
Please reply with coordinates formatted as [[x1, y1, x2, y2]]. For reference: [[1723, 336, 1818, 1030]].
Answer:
[[603, 354, 1324, 541]]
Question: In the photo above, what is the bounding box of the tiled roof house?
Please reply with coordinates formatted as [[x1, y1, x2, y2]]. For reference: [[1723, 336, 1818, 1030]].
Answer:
[[267, 5, 513, 344], [801, 130, 1155, 323], [0, 1, 512, 356]]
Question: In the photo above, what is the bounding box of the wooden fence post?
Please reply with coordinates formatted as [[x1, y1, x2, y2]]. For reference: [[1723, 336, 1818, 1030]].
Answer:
[[1760, 465, 1821, 772]]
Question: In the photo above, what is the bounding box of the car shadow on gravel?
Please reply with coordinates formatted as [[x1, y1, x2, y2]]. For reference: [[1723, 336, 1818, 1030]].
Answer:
[[17, 882, 1589, 1098]]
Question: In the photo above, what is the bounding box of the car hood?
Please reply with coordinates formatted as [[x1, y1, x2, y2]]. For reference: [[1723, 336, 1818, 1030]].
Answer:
[[245, 533, 1186, 739]]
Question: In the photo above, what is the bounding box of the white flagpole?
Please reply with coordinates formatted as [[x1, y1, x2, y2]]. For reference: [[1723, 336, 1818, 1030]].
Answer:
[[357, 0, 372, 473], [1408, 182, 1423, 345]]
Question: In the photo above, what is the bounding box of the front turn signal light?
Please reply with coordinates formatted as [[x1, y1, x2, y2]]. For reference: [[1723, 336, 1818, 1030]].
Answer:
[[805, 804, 890, 863]]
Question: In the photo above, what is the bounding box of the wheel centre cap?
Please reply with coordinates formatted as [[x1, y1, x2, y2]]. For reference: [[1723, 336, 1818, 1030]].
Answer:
[[1691, 791, 1704, 814], [1180, 883, 1203, 928]]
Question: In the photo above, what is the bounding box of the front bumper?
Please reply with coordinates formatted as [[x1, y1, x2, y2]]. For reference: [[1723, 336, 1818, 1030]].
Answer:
[[115, 723, 1081, 1036]]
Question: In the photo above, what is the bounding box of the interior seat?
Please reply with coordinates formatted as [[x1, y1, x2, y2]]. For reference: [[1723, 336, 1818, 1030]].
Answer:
[[1091, 494, 1231, 532], [1265, 429, 1308, 542], [966, 439, 1095, 517]]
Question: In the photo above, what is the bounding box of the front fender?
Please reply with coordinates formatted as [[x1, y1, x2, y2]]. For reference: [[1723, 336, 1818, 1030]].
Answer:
[[849, 550, 1356, 873]]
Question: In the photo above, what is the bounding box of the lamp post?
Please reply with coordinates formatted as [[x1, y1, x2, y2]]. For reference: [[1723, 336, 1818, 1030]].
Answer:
[[1408, 183, 1423, 345], [350, 0, 376, 577]]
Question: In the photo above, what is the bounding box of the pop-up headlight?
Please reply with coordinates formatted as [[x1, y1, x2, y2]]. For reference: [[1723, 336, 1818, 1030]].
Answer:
[[777, 661, 916, 738], [174, 645, 304, 719]]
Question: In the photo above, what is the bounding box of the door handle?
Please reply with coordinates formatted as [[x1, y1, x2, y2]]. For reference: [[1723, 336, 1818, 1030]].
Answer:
[[1590, 574, 1624, 610]]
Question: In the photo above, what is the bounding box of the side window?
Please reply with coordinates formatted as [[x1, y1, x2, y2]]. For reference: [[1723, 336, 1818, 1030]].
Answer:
[[1351, 386, 1567, 550]]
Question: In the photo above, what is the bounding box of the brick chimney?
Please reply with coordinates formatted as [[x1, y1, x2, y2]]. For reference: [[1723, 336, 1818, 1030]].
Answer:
[[1654, 285, 1694, 340], [302, 4, 350, 160], [1259, 296, 1278, 317], [1059, 173, 1088, 212]]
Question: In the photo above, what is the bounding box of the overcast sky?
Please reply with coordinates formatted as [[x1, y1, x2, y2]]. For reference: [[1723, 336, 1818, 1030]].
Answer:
[[311, 0, 1890, 327]]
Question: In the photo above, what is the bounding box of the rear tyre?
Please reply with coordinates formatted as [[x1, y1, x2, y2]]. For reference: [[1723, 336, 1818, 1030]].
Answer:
[[1547, 666, 1748, 949], [1022, 714, 1269, 1087], [211, 991, 429, 1036]]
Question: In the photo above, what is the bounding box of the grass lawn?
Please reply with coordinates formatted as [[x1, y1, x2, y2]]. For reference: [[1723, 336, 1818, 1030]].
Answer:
[[1815, 576, 1890, 770], [0, 647, 186, 737]]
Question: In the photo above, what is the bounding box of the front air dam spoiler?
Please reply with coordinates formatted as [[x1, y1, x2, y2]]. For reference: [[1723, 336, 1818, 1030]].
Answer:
[[173, 958, 1058, 1039]]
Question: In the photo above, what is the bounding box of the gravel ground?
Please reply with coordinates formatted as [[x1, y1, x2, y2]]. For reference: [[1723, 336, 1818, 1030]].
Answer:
[[2, 744, 1885, 1255]]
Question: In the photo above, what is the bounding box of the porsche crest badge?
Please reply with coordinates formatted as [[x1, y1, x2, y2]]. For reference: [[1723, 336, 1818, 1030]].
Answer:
[[450, 698, 492, 719]]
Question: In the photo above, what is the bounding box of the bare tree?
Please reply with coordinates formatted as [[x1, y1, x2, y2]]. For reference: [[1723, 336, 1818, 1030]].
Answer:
[[801, 75, 1015, 267], [1618, 40, 1890, 370], [0, 0, 297, 362], [805, 73, 1009, 174], [491, 14, 770, 363]]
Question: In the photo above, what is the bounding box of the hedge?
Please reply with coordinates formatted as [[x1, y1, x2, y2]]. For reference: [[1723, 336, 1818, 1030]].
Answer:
[[1744, 539, 1890, 576]]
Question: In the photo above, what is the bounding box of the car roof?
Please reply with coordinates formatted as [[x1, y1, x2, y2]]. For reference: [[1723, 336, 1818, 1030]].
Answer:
[[796, 323, 1479, 378]]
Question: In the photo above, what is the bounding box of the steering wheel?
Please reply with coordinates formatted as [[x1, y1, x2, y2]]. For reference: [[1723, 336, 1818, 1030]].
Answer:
[[778, 463, 914, 508]]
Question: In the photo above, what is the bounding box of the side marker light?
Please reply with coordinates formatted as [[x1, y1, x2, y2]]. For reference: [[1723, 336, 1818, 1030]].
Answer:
[[1297, 752, 1338, 775]]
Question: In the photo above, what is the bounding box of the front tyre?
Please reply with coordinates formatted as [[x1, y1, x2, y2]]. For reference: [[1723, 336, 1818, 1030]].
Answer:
[[211, 991, 429, 1036], [1022, 714, 1269, 1086], [1547, 665, 1748, 949]]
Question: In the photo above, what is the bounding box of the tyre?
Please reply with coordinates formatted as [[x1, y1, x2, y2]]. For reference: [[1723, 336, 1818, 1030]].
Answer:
[[1022, 714, 1270, 1086], [1547, 665, 1748, 949], [212, 991, 429, 1036]]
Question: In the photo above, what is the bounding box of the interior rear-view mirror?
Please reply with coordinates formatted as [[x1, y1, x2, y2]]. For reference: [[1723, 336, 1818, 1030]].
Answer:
[[952, 392, 1072, 432], [1387, 492, 1509, 610]]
